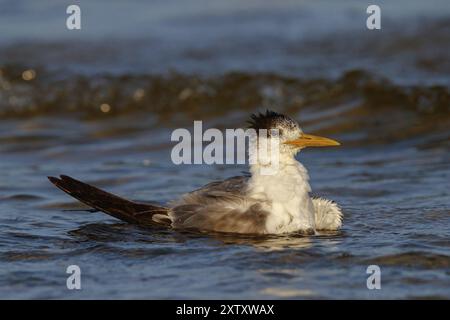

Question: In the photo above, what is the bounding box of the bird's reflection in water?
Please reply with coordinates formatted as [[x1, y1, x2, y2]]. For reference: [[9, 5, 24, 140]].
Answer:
[[207, 232, 314, 251], [175, 228, 343, 251], [69, 222, 342, 251]]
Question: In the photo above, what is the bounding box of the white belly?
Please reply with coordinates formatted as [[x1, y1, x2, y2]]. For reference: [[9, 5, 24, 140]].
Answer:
[[264, 197, 315, 234]]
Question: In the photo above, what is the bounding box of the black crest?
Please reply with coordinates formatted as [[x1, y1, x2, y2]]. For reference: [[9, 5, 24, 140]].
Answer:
[[247, 110, 292, 131]]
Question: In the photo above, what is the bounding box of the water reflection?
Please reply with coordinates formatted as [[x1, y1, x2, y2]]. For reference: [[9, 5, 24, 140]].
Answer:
[[67, 221, 346, 251]]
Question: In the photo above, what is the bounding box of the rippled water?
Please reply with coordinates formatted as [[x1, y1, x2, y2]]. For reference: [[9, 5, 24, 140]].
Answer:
[[0, 0, 449, 299]]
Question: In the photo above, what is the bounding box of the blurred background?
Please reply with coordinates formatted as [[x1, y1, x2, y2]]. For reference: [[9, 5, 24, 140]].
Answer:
[[0, 0, 449, 299]]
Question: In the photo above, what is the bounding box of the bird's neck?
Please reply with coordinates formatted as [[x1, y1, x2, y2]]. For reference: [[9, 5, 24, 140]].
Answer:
[[247, 155, 316, 233]]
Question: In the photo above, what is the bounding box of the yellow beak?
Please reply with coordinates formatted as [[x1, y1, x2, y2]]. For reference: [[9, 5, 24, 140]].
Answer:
[[284, 133, 341, 148]]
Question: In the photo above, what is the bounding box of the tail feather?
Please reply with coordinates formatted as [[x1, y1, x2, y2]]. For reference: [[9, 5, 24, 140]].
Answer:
[[48, 175, 170, 227]]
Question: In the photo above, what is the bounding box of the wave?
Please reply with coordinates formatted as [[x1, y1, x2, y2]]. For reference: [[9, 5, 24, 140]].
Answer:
[[0, 67, 449, 146]]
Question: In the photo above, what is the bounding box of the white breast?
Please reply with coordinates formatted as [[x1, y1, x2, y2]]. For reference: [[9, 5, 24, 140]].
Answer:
[[247, 161, 316, 234]]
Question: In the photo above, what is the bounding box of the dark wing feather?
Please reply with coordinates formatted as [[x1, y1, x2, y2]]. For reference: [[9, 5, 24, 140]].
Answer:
[[48, 175, 169, 227]]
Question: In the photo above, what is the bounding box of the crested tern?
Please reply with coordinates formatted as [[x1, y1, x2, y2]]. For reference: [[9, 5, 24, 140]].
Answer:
[[49, 111, 343, 235]]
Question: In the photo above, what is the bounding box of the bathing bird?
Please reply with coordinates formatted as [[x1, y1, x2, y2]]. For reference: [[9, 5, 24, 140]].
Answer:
[[49, 110, 342, 235]]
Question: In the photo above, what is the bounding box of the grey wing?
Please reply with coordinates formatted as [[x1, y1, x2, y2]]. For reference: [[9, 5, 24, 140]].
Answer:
[[166, 176, 270, 234], [170, 175, 250, 207]]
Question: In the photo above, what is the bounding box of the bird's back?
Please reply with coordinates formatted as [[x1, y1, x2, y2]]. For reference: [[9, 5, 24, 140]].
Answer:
[[166, 175, 271, 234]]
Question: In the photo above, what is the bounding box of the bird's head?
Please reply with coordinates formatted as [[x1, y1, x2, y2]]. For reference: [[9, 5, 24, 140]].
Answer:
[[248, 110, 340, 157]]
